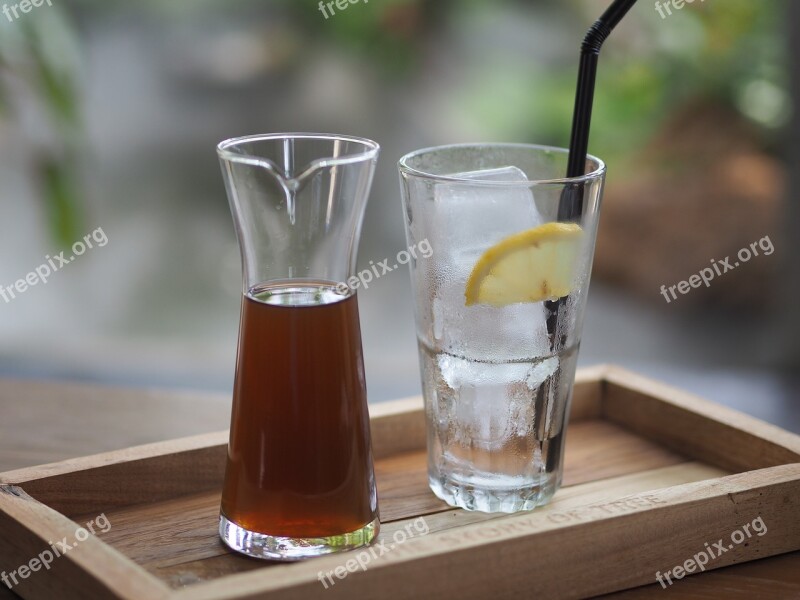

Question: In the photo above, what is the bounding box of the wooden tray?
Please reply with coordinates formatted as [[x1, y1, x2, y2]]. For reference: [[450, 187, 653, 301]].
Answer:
[[1, 365, 799, 600]]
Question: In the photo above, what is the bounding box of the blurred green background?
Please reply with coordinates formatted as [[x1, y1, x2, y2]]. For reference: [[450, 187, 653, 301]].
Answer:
[[0, 0, 797, 429]]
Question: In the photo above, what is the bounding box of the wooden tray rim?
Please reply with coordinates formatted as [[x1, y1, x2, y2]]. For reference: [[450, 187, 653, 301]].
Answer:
[[3, 364, 799, 488]]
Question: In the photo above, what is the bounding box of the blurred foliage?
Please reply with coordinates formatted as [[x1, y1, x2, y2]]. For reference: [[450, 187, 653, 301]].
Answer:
[[272, 0, 449, 75], [0, 7, 83, 247], [23, 19, 81, 128], [0, 0, 789, 241], [453, 0, 787, 169], [39, 157, 82, 247]]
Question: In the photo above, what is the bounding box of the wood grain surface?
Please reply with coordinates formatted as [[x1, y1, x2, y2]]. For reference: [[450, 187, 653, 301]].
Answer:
[[0, 367, 798, 599]]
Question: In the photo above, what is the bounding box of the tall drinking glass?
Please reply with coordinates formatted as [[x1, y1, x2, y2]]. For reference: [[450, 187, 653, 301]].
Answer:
[[399, 144, 605, 513], [218, 133, 380, 560]]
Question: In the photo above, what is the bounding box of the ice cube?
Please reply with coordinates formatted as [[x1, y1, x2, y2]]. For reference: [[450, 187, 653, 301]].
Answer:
[[427, 166, 551, 361], [431, 166, 543, 262], [438, 353, 559, 445]]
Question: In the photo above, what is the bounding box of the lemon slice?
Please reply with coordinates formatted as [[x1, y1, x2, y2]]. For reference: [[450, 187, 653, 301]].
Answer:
[[465, 222, 584, 307]]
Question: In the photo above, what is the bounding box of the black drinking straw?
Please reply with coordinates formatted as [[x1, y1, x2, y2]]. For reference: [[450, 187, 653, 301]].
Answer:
[[539, 1, 638, 455], [558, 0, 638, 221]]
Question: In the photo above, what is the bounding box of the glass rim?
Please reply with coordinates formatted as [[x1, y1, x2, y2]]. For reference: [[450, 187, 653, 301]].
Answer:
[[398, 142, 606, 186], [217, 132, 380, 168]]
